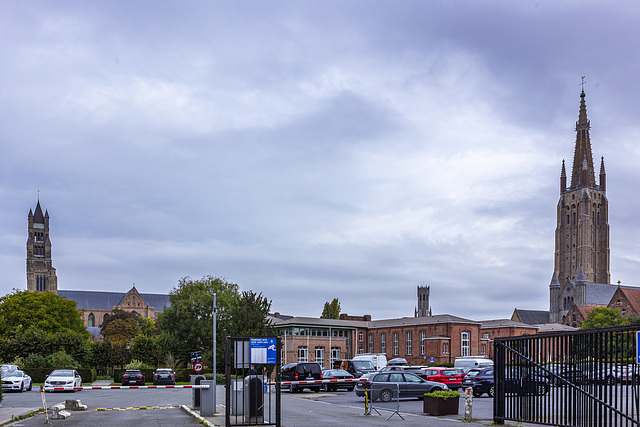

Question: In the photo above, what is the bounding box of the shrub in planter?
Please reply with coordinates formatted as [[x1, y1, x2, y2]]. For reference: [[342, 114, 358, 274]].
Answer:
[[423, 390, 460, 416]]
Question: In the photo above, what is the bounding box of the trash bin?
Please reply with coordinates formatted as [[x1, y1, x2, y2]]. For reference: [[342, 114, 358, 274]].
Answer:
[[190, 375, 206, 409], [231, 379, 244, 415], [200, 380, 215, 416], [244, 375, 264, 424]]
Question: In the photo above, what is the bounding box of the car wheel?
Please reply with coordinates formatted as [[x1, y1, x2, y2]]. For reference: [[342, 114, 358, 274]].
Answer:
[[380, 389, 393, 402], [28, 382, 32, 391], [488, 385, 495, 398], [473, 391, 483, 398], [20, 382, 24, 392]]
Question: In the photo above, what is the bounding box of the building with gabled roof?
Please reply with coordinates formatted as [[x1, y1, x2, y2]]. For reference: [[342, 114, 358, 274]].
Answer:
[[26, 200, 170, 330], [607, 286, 640, 317]]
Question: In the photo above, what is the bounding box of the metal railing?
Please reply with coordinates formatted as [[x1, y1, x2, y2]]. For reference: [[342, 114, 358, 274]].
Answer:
[[494, 325, 640, 426]]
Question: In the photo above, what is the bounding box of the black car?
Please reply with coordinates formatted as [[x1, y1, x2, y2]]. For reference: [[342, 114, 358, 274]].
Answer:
[[281, 362, 323, 393], [462, 367, 494, 397], [321, 369, 355, 392], [153, 368, 175, 385], [122, 370, 145, 386]]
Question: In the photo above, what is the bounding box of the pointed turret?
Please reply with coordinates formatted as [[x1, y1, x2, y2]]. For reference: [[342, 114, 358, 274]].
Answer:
[[570, 90, 596, 189], [576, 266, 587, 284], [560, 160, 567, 194], [33, 201, 45, 224], [599, 156, 606, 191], [549, 272, 561, 288]]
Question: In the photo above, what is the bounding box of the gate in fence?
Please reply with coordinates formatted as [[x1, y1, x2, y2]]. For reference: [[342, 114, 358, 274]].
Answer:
[[494, 326, 640, 426], [225, 335, 281, 427]]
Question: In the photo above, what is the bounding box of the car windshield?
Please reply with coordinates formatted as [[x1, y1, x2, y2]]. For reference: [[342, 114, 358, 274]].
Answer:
[[466, 370, 481, 377], [441, 370, 459, 376], [352, 361, 374, 370], [2, 370, 23, 378], [50, 370, 74, 377]]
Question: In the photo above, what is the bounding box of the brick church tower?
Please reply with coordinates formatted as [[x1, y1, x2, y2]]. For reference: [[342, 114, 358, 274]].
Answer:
[[26, 200, 58, 293], [550, 89, 610, 322]]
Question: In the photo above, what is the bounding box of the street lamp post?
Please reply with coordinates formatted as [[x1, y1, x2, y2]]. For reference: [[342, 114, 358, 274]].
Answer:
[[212, 293, 217, 414]]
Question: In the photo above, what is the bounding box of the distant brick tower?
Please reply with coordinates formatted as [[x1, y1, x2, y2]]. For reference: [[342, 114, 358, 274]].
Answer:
[[551, 88, 610, 322], [26, 200, 58, 293], [415, 285, 431, 317]]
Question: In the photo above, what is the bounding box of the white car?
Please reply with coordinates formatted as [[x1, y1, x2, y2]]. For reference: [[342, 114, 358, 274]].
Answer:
[[44, 369, 82, 392], [1, 370, 32, 392]]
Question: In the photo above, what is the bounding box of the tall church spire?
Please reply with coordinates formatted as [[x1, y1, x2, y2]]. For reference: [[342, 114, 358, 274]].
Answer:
[[552, 86, 610, 323], [570, 90, 596, 188]]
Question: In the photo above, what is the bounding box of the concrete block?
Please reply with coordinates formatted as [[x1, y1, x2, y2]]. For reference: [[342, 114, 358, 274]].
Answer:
[[65, 399, 88, 411]]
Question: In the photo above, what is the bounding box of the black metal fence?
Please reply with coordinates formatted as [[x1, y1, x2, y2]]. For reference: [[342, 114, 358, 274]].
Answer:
[[494, 325, 640, 426], [225, 336, 281, 427]]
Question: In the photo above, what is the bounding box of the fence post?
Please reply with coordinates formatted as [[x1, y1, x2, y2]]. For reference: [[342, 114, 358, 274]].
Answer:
[[493, 340, 505, 425]]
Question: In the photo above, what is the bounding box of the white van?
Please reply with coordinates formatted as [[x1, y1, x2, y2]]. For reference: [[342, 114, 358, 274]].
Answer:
[[352, 353, 387, 371], [454, 356, 494, 371]]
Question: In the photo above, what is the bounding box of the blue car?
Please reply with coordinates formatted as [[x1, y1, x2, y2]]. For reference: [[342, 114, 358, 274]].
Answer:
[[462, 367, 494, 397]]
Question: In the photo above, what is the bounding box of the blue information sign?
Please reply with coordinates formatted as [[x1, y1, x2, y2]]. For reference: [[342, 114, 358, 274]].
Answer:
[[250, 338, 277, 365]]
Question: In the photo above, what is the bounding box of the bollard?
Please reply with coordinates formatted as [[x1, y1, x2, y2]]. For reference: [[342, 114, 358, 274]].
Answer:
[[464, 387, 473, 421]]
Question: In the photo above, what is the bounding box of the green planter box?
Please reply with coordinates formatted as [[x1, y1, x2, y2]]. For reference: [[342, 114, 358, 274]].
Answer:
[[423, 395, 459, 416]]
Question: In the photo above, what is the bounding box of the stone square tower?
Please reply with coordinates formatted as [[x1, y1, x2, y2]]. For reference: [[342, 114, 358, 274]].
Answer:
[[26, 200, 58, 293]]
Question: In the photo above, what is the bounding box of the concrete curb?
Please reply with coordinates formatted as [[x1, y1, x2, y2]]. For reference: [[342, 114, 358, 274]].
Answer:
[[180, 405, 216, 426]]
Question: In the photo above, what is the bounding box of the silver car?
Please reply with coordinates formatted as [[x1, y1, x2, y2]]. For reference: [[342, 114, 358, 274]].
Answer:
[[364, 372, 448, 402], [44, 369, 82, 392], [1, 370, 32, 392]]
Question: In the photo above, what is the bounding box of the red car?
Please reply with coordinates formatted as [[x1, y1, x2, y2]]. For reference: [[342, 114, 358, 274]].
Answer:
[[421, 367, 464, 390]]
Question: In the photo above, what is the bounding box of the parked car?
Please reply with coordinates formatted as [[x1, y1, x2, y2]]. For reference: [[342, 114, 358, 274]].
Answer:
[[354, 372, 374, 397], [281, 362, 323, 393], [333, 359, 376, 378], [380, 365, 428, 379], [44, 369, 82, 392], [454, 356, 494, 371], [351, 353, 387, 371], [1, 370, 32, 392], [462, 367, 494, 397], [421, 367, 465, 390], [504, 368, 550, 396], [122, 370, 146, 385], [321, 369, 355, 391], [0, 364, 20, 374], [153, 368, 175, 385], [364, 371, 448, 401]]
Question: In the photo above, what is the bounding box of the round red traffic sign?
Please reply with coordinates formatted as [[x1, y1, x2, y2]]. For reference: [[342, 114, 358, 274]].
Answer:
[[193, 362, 204, 373]]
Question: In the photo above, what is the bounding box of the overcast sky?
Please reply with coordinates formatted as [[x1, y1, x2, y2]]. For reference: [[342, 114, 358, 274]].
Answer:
[[2, 1, 640, 321]]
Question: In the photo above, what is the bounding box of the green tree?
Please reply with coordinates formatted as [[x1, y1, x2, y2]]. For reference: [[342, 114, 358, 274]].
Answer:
[[130, 335, 163, 367], [227, 291, 275, 336], [156, 276, 239, 367], [47, 350, 80, 369], [321, 298, 341, 319], [102, 318, 142, 342], [0, 290, 88, 338], [580, 307, 630, 329]]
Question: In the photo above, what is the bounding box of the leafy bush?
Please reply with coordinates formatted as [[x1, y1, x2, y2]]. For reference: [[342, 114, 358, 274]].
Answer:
[[124, 359, 153, 370], [47, 350, 80, 369], [19, 354, 48, 369], [424, 390, 461, 400]]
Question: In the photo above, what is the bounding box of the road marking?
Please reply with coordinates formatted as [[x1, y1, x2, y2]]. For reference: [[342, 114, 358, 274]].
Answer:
[[94, 405, 177, 411]]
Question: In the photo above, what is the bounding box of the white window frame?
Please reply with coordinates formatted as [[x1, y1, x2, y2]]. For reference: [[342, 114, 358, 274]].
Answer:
[[419, 331, 426, 355], [315, 346, 324, 367], [330, 347, 340, 364], [368, 334, 374, 353], [461, 331, 470, 357], [380, 334, 386, 353], [406, 332, 412, 355], [298, 346, 308, 363], [358, 332, 364, 342], [393, 332, 399, 356], [443, 342, 449, 354]]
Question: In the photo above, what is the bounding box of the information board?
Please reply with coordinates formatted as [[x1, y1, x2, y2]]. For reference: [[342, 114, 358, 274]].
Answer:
[[250, 338, 277, 364]]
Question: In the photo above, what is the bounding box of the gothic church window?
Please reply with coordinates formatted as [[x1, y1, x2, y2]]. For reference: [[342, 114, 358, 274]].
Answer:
[[88, 313, 95, 327]]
